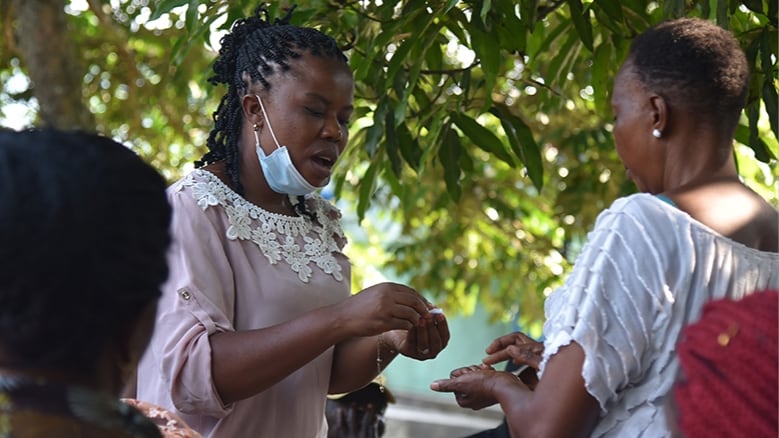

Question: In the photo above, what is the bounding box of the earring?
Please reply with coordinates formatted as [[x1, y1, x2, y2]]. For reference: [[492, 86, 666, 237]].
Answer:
[[253, 123, 259, 132], [652, 128, 662, 138]]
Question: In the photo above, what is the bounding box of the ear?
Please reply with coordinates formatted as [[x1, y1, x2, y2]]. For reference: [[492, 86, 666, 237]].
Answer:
[[241, 93, 265, 129], [649, 94, 668, 135]]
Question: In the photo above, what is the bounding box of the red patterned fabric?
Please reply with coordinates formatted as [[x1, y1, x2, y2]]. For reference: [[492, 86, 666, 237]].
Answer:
[[674, 290, 778, 438]]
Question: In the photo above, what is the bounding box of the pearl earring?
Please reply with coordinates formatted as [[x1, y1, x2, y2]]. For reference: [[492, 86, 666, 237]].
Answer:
[[652, 128, 662, 138]]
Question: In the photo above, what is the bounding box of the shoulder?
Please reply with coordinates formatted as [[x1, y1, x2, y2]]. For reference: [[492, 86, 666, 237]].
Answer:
[[593, 193, 685, 235], [301, 193, 347, 248], [303, 193, 342, 222], [167, 169, 224, 209], [602, 193, 676, 219]]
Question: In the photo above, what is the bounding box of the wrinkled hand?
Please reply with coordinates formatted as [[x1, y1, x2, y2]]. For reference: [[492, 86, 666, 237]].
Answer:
[[336, 282, 432, 337], [383, 310, 450, 360], [483, 332, 544, 371], [430, 365, 521, 410]]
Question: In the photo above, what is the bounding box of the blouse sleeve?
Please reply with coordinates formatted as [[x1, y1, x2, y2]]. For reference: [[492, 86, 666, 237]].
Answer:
[[539, 195, 682, 411], [149, 185, 237, 417]]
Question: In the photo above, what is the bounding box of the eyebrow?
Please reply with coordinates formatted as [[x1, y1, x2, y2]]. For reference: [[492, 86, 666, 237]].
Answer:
[[304, 92, 354, 112]]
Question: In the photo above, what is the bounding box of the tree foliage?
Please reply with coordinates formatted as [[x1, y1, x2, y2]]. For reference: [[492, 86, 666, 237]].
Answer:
[[1, 0, 776, 329]]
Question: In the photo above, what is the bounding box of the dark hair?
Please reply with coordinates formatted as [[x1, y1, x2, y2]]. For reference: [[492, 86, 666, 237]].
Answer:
[[197, 4, 348, 198], [0, 129, 171, 374], [627, 18, 749, 136]]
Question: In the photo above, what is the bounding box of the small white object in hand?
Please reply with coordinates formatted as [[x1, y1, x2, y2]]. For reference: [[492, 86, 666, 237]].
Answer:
[[428, 308, 444, 315]]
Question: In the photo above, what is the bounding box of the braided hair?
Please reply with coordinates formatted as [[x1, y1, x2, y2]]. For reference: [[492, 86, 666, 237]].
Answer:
[[197, 4, 348, 204], [627, 18, 749, 138]]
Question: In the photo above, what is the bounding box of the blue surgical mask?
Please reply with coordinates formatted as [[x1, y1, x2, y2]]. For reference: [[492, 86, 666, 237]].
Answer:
[[254, 94, 322, 195]]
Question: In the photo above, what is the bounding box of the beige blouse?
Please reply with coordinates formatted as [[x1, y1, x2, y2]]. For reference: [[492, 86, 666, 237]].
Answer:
[[137, 169, 351, 438]]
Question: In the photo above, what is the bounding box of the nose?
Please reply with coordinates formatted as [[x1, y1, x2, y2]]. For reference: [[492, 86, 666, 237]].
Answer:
[[322, 115, 345, 143]]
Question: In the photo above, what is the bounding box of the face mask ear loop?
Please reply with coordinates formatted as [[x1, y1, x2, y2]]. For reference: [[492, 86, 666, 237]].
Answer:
[[255, 95, 282, 151]]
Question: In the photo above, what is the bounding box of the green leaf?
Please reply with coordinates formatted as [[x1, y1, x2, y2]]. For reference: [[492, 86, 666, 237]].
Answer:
[[365, 102, 387, 157], [495, 0, 526, 53], [443, 0, 459, 14], [593, 0, 624, 23], [425, 39, 443, 72], [397, 122, 422, 171], [701, 0, 711, 19], [150, 0, 189, 21], [490, 105, 544, 191], [519, 0, 536, 26], [591, 42, 614, 115], [735, 122, 774, 162], [747, 103, 776, 162], [716, 0, 729, 28], [357, 160, 380, 220], [451, 113, 515, 166], [662, 0, 685, 18], [480, 0, 492, 25], [185, 0, 199, 34], [741, 0, 763, 14], [440, 126, 463, 201], [763, 78, 779, 142], [443, 7, 470, 44], [386, 38, 414, 86], [470, 28, 500, 108], [567, 0, 594, 52], [760, 28, 777, 79], [384, 109, 402, 177]]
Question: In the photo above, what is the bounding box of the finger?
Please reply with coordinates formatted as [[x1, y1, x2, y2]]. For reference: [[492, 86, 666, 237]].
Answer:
[[384, 303, 422, 328], [482, 349, 513, 366], [430, 378, 456, 392], [385, 315, 416, 331], [415, 324, 431, 356], [385, 283, 431, 315], [432, 316, 450, 351], [507, 345, 542, 369], [450, 365, 481, 378], [512, 332, 536, 344], [484, 332, 520, 354]]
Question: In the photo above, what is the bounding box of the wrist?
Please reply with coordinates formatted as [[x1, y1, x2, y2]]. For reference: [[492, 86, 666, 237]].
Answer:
[[376, 333, 399, 374], [492, 371, 525, 403]]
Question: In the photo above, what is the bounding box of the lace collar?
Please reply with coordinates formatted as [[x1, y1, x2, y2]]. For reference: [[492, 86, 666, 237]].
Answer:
[[179, 169, 346, 283]]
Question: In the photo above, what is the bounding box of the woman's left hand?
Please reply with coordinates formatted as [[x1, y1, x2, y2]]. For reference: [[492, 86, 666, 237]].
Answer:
[[384, 311, 449, 360], [430, 365, 520, 410]]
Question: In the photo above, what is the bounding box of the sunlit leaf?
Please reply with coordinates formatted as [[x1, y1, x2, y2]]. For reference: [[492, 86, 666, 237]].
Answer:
[[150, 0, 189, 21], [451, 112, 515, 166], [567, 0, 594, 51], [440, 126, 462, 201]]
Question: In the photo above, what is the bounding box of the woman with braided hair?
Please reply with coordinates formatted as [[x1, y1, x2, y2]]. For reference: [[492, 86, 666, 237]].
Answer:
[[431, 17, 779, 437], [136, 5, 449, 437]]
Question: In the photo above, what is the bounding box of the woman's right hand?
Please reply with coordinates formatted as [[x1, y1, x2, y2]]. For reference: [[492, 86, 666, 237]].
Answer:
[[335, 282, 432, 337]]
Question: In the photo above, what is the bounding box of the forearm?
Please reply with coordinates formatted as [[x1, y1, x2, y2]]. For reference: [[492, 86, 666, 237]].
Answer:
[[493, 380, 541, 438], [500, 343, 600, 438], [210, 303, 349, 404], [328, 332, 399, 394]]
